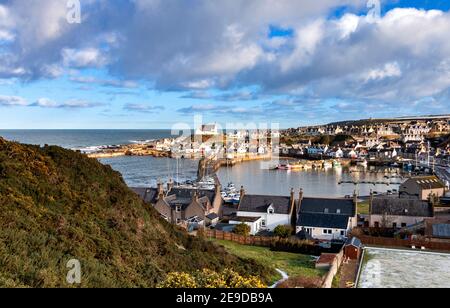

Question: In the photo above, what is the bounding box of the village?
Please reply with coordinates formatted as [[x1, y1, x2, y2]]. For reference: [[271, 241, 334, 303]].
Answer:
[[127, 114, 450, 288]]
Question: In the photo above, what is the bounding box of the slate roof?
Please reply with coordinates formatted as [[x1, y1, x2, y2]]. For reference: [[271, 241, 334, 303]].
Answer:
[[230, 216, 262, 223], [238, 195, 294, 215], [206, 213, 219, 220], [300, 197, 356, 216], [405, 176, 445, 190], [130, 187, 159, 204], [371, 197, 433, 217], [297, 212, 350, 229], [167, 188, 216, 205]]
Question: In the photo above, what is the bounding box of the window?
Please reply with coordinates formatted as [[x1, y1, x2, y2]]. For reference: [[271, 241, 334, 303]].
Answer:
[[176, 218, 181, 224], [268, 209, 274, 215], [176, 206, 182, 213], [323, 229, 332, 235], [401, 223, 407, 228], [324, 208, 329, 214], [393, 223, 397, 229], [261, 220, 266, 227], [337, 209, 341, 214], [340, 231, 346, 236]]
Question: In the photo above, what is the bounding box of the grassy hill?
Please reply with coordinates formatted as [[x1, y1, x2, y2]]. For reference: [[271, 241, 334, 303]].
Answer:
[[0, 138, 270, 288]]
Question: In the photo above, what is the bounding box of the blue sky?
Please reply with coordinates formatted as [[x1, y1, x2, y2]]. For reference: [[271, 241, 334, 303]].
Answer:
[[0, 0, 449, 129]]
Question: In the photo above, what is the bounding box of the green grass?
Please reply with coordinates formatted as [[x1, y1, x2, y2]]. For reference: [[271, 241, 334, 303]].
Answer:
[[211, 239, 325, 283], [358, 201, 370, 215]]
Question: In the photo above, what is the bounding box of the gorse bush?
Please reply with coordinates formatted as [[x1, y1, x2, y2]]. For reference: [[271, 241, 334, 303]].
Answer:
[[0, 138, 271, 288], [157, 268, 266, 288]]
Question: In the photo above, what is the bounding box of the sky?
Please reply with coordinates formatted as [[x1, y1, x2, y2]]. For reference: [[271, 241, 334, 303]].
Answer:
[[0, 0, 450, 129]]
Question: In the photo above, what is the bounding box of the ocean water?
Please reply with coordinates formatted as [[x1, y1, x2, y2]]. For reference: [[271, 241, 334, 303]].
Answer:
[[0, 129, 177, 152]]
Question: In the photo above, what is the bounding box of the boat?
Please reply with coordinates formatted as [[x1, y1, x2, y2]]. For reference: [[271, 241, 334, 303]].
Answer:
[[323, 161, 333, 169], [356, 159, 368, 167], [277, 163, 292, 170]]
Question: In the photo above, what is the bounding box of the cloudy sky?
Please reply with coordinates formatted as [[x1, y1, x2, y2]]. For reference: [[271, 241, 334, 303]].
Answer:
[[0, 0, 449, 129]]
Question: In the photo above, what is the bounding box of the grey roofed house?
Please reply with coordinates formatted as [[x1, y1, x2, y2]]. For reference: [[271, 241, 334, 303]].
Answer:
[[371, 197, 434, 217], [130, 187, 159, 204], [297, 212, 350, 229], [238, 195, 294, 215], [300, 197, 356, 216]]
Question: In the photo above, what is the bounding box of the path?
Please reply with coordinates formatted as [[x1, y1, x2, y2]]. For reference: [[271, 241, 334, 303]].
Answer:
[[270, 269, 289, 288]]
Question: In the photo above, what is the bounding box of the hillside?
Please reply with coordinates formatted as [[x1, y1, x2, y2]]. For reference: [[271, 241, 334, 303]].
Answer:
[[0, 138, 270, 288]]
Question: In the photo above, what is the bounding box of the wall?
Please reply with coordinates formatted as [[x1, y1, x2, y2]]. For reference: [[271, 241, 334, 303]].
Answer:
[[237, 211, 291, 231], [369, 214, 427, 228], [358, 235, 450, 251], [321, 249, 345, 288]]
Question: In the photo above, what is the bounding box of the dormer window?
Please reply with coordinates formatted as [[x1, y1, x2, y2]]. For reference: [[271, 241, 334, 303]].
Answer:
[[337, 209, 341, 214], [268, 208, 275, 215], [324, 208, 329, 214]]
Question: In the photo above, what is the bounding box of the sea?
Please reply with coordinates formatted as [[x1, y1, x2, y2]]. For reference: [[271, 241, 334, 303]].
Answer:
[[0, 129, 404, 197]]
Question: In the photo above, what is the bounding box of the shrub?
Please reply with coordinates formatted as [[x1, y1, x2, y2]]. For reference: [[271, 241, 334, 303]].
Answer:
[[233, 223, 251, 236], [158, 268, 266, 289], [273, 225, 293, 238]]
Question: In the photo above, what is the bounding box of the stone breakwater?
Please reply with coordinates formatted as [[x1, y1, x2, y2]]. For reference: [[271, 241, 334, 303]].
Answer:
[[87, 143, 171, 159]]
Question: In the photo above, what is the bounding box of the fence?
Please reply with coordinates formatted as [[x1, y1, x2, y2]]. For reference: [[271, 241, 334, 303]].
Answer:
[[204, 229, 278, 247], [321, 250, 345, 288], [358, 235, 450, 251]]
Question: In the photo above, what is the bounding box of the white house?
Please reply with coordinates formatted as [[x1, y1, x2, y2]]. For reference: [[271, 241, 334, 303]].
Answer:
[[196, 124, 219, 136], [232, 190, 296, 235], [296, 194, 358, 241]]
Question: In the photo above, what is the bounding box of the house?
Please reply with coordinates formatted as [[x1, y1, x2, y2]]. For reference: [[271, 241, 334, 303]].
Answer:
[[368, 197, 434, 228], [196, 124, 219, 136], [231, 188, 296, 235], [134, 182, 223, 227], [344, 237, 362, 260], [399, 176, 446, 201], [296, 191, 358, 241]]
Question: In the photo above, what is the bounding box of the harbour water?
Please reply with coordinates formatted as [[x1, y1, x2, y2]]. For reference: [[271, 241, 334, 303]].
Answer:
[[217, 160, 403, 198], [0, 130, 405, 195]]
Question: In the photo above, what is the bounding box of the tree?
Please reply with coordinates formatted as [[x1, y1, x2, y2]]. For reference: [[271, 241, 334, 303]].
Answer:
[[233, 223, 251, 236], [273, 225, 293, 238]]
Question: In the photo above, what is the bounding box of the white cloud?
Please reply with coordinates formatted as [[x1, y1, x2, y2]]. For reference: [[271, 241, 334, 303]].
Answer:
[[62, 48, 108, 68], [365, 62, 402, 82], [0, 95, 28, 106]]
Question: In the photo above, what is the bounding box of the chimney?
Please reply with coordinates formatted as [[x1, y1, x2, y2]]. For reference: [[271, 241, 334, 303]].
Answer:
[[297, 188, 304, 214], [240, 186, 245, 200], [193, 190, 199, 203], [157, 181, 164, 199], [167, 179, 174, 192], [353, 190, 358, 217]]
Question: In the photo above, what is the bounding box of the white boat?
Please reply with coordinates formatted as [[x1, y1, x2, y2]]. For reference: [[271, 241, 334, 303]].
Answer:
[[356, 159, 368, 167]]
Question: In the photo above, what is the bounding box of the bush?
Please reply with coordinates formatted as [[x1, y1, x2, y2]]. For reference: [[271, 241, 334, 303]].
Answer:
[[158, 268, 266, 288], [233, 223, 251, 236], [273, 225, 293, 238]]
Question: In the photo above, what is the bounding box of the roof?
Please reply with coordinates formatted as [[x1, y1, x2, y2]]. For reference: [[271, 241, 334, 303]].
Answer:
[[239, 195, 293, 215], [130, 187, 159, 204], [168, 188, 216, 205], [300, 197, 356, 217], [371, 197, 434, 217], [432, 224, 450, 239], [404, 176, 446, 190], [206, 213, 219, 220], [214, 223, 236, 232], [297, 212, 350, 229], [229, 216, 262, 223], [345, 237, 362, 248]]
